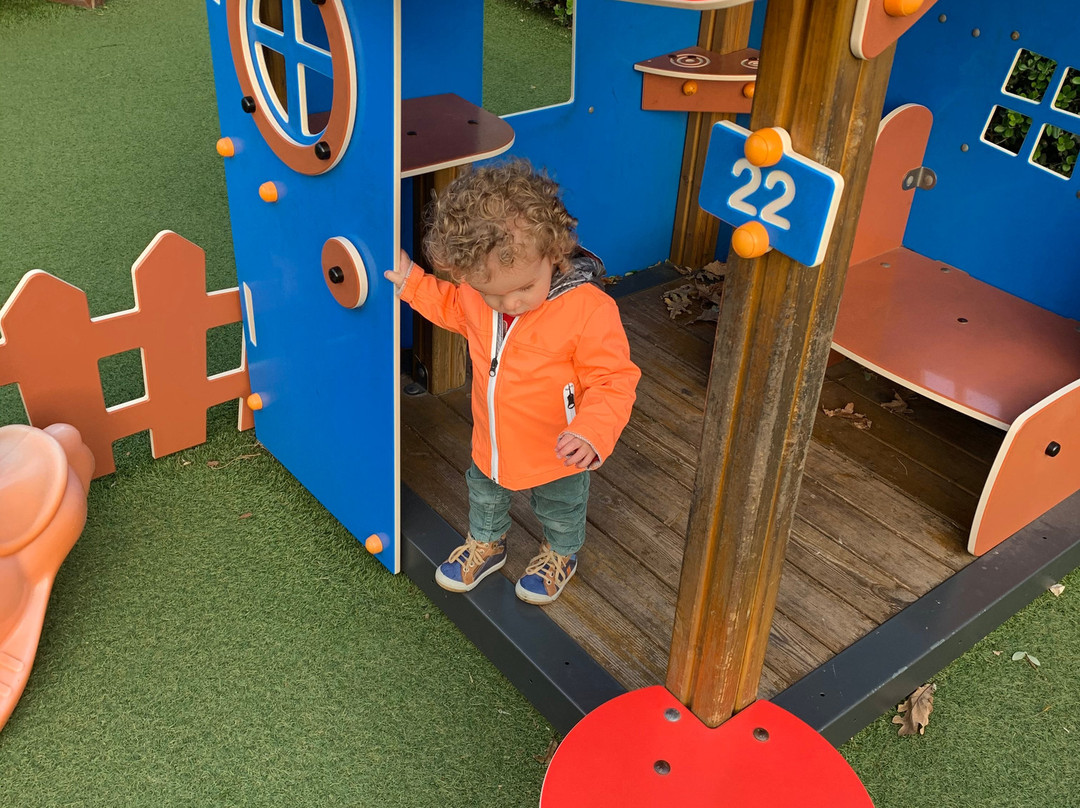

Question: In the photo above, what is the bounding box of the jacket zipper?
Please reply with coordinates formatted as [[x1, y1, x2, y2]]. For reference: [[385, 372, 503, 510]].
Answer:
[[487, 311, 517, 484]]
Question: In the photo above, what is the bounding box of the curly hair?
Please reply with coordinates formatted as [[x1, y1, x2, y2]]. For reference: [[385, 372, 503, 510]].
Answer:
[[422, 159, 578, 283]]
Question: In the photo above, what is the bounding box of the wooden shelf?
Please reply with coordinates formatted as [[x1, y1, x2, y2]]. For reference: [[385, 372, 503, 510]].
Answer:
[[635, 47, 758, 113], [833, 247, 1080, 428], [400, 93, 515, 179]]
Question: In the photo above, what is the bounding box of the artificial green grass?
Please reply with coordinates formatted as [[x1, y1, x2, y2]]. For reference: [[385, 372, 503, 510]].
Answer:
[[3, 1, 1080, 806], [843, 567, 1080, 806]]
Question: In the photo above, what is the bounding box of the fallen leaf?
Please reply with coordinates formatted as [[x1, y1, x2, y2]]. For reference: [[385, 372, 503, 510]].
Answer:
[[207, 460, 221, 468], [1050, 583, 1065, 597], [993, 650, 1002, 656], [534, 736, 560, 765], [823, 402, 872, 430], [881, 391, 913, 414], [695, 304, 720, 323], [1012, 651, 1041, 669], [892, 683, 936, 736], [239, 512, 253, 519], [662, 285, 694, 318]]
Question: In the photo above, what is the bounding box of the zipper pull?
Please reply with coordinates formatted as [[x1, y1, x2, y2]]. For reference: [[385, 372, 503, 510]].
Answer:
[[566, 389, 575, 409], [489, 357, 498, 377]]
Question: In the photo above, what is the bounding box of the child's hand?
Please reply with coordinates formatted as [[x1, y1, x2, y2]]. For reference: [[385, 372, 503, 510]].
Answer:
[[555, 432, 598, 469], [383, 249, 414, 286]]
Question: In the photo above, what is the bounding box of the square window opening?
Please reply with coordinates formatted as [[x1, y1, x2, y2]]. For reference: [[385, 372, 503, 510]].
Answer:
[[98, 348, 146, 409], [207, 322, 244, 378], [1031, 124, 1079, 179], [1003, 48, 1058, 104], [1053, 66, 1080, 117], [982, 105, 1033, 155], [483, 1, 573, 116]]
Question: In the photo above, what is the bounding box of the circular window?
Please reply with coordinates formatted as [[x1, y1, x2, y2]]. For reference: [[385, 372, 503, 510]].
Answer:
[[226, 0, 357, 175]]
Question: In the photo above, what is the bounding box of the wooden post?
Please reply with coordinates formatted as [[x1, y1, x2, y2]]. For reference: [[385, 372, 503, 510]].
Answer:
[[668, 6, 754, 269], [411, 167, 468, 394], [665, 0, 896, 727]]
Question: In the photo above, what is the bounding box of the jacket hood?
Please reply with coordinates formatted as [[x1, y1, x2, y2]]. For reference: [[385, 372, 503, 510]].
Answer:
[[549, 247, 606, 301]]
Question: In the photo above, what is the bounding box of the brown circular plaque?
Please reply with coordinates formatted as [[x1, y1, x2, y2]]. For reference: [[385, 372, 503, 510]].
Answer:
[[322, 236, 368, 309]]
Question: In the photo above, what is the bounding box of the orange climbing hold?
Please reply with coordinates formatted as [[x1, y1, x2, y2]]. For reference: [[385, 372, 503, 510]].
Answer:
[[731, 222, 771, 259]]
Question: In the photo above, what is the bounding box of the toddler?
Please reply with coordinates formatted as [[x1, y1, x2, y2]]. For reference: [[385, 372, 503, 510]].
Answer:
[[384, 160, 640, 604]]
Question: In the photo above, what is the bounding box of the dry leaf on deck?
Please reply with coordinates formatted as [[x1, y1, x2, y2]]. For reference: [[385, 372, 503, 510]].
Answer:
[[823, 402, 873, 430], [881, 392, 913, 414], [892, 683, 936, 736], [662, 285, 695, 318]]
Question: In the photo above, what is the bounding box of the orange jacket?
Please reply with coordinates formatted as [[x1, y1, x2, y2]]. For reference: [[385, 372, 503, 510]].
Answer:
[[400, 265, 640, 490]]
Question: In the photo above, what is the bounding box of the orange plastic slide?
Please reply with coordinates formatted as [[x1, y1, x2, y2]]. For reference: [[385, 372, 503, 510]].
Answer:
[[0, 423, 94, 732]]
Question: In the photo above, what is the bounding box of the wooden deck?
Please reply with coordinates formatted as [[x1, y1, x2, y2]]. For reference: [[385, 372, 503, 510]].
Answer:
[[400, 278, 1005, 698]]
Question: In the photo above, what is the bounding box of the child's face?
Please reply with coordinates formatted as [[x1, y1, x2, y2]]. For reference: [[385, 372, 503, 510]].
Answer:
[[469, 247, 555, 316]]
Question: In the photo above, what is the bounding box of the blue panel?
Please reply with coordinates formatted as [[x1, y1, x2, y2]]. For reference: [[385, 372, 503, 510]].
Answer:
[[401, 0, 483, 104], [886, 0, 1080, 319], [699, 122, 843, 267], [496, 0, 699, 275], [205, 0, 400, 571]]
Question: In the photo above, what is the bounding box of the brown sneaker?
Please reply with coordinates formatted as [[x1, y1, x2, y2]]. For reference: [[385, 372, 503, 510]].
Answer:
[[434, 533, 507, 592], [514, 543, 577, 604]]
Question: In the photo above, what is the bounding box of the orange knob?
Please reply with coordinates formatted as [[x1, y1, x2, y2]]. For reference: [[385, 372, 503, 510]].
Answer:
[[216, 137, 235, 157], [246, 393, 263, 411], [731, 221, 771, 259], [883, 0, 922, 16], [744, 128, 785, 167], [742, 82, 756, 99], [681, 80, 698, 96], [259, 181, 279, 203], [364, 533, 384, 554]]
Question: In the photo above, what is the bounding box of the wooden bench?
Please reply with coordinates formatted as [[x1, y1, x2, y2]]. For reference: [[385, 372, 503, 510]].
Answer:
[[833, 104, 1080, 555]]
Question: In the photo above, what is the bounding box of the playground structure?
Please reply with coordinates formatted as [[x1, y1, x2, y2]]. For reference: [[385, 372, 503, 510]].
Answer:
[[4, 0, 1080, 798]]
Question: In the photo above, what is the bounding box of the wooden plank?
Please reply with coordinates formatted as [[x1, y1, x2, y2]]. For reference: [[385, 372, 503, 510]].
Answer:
[[762, 609, 835, 687], [666, 0, 897, 726], [818, 379, 991, 497], [826, 358, 1005, 465], [805, 441, 970, 571], [811, 386, 981, 530], [787, 520, 918, 623], [410, 168, 468, 395], [774, 562, 878, 655], [795, 474, 956, 593]]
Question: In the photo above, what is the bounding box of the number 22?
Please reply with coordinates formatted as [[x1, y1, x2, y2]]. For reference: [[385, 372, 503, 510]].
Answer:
[[727, 158, 795, 230]]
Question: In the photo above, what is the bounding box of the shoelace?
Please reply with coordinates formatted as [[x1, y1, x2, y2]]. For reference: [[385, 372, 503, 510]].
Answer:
[[448, 535, 502, 571], [524, 546, 571, 584]]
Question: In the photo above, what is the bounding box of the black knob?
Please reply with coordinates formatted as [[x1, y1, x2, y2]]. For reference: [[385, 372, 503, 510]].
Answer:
[[241, 96, 256, 114], [328, 266, 345, 284], [1046, 441, 1062, 457], [314, 141, 332, 160]]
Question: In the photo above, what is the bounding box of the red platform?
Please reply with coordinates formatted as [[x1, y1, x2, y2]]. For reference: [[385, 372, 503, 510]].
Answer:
[[541, 686, 873, 807]]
